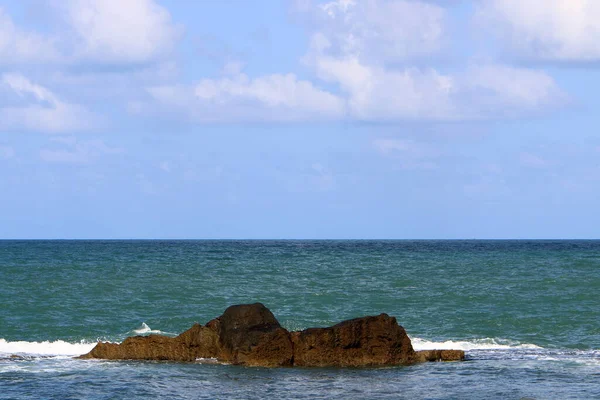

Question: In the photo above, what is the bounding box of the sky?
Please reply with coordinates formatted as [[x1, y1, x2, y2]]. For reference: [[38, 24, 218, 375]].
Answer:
[[0, 0, 599, 239]]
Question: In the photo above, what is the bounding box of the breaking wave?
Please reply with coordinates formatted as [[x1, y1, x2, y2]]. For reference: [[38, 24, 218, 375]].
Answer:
[[410, 337, 542, 351], [0, 339, 96, 357], [131, 322, 167, 335]]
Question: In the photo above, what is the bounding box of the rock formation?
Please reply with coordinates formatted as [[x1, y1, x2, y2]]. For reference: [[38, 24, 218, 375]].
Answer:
[[291, 314, 414, 367], [79, 303, 464, 367], [206, 303, 293, 367]]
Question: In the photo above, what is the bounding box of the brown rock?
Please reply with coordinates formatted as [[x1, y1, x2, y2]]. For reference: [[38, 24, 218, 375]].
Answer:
[[207, 303, 293, 367], [79, 303, 293, 366], [413, 349, 465, 362], [79, 303, 464, 367], [78, 323, 219, 361], [291, 314, 415, 367]]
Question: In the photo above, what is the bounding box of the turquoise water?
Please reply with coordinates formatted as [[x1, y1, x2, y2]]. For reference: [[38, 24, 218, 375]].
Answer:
[[1, 240, 599, 399]]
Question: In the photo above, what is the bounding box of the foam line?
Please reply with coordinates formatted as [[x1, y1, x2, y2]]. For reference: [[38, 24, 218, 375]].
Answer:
[[410, 337, 543, 351], [0, 339, 96, 356]]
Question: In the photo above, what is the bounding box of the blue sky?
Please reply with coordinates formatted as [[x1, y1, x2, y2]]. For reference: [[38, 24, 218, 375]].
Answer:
[[1, 0, 599, 239]]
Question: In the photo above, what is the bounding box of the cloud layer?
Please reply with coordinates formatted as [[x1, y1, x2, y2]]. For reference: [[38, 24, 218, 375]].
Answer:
[[0, 0, 589, 131], [141, 0, 567, 123], [478, 0, 600, 62]]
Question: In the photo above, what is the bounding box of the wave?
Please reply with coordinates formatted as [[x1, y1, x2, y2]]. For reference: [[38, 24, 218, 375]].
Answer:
[[0, 323, 174, 358], [131, 322, 166, 335], [0, 339, 96, 357], [410, 337, 600, 366], [410, 337, 543, 351], [195, 357, 221, 364], [0, 336, 542, 358], [2, 335, 596, 367]]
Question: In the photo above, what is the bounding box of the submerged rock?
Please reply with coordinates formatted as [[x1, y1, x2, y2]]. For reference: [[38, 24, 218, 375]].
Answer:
[[412, 349, 465, 362], [79, 303, 464, 367]]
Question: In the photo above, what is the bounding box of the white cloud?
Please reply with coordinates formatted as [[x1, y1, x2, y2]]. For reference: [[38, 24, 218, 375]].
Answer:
[[148, 71, 345, 122], [40, 138, 123, 164], [132, 0, 568, 124], [0, 73, 98, 133], [1, 1, 568, 126], [464, 64, 567, 117], [63, 0, 180, 64], [194, 72, 344, 118], [0, 0, 179, 65], [307, 0, 445, 63], [301, 1, 565, 121], [145, 69, 564, 126], [146, 84, 193, 110], [294, 0, 455, 120], [2, 73, 61, 104], [468, 65, 559, 105], [313, 55, 456, 120], [310, 55, 565, 120], [144, 0, 564, 124], [477, 0, 600, 62], [0, 145, 15, 160], [0, 7, 59, 64]]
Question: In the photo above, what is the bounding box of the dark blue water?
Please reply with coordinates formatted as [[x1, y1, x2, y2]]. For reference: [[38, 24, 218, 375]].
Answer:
[[1, 240, 599, 399]]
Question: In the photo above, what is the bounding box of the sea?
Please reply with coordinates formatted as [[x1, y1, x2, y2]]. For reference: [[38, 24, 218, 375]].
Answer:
[[0, 240, 598, 399]]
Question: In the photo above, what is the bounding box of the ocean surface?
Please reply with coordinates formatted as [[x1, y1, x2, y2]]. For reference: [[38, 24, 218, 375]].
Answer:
[[0, 240, 598, 399]]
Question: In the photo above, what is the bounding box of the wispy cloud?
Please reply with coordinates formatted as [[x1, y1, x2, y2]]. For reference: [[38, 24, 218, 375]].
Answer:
[[40, 137, 123, 164], [311, 0, 445, 62], [373, 138, 440, 170], [0, 7, 60, 64], [148, 71, 345, 122], [0, 73, 99, 133]]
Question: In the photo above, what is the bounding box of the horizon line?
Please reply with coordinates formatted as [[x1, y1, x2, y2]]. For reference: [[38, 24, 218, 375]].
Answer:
[[1, 238, 599, 241]]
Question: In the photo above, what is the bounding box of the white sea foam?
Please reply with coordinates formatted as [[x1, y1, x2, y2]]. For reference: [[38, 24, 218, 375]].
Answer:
[[132, 322, 164, 335], [410, 337, 543, 351], [195, 357, 221, 364], [0, 338, 96, 357], [130, 322, 176, 336]]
